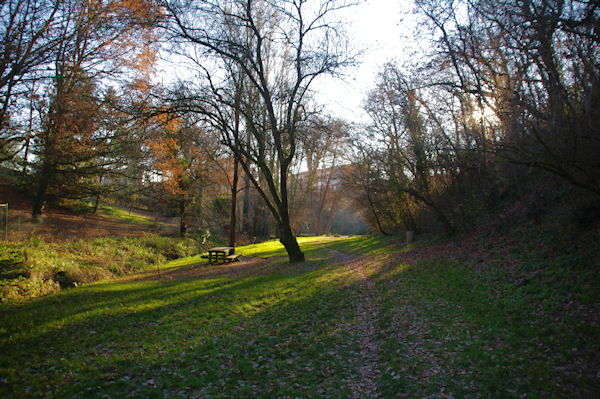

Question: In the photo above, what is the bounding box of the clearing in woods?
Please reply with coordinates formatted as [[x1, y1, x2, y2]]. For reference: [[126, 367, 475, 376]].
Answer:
[[1, 233, 598, 397]]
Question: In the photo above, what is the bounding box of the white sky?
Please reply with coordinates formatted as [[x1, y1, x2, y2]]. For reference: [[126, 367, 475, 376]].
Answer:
[[313, 0, 420, 124], [158, 0, 422, 125]]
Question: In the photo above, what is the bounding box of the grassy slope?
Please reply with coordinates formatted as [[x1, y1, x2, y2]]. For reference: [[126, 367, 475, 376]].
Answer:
[[0, 195, 189, 301], [0, 175, 177, 241], [0, 231, 598, 398], [0, 234, 212, 302], [374, 222, 600, 398], [97, 204, 173, 228]]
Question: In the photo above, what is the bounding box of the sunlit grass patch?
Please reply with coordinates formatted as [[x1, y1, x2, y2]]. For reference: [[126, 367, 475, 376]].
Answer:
[[0, 237, 369, 398], [236, 235, 346, 259], [321, 234, 401, 255], [236, 239, 287, 258], [97, 204, 161, 226]]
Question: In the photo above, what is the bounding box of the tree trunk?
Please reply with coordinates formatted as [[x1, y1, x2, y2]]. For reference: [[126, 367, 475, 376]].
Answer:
[[179, 198, 187, 237], [32, 163, 52, 220], [399, 186, 454, 236], [241, 173, 250, 233], [93, 174, 103, 213], [324, 193, 341, 234], [315, 197, 326, 235], [31, 184, 47, 220], [279, 222, 304, 262], [229, 157, 239, 248], [315, 163, 336, 235], [363, 178, 389, 235], [22, 83, 35, 178], [93, 194, 100, 213]]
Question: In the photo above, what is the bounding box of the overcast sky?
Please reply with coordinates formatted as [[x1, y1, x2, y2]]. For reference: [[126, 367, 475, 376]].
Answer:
[[313, 0, 420, 124]]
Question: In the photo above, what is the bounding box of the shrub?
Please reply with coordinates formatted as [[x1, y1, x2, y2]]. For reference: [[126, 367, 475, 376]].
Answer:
[[0, 243, 28, 280]]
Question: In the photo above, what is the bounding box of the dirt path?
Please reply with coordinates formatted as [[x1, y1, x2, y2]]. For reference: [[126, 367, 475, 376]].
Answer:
[[328, 249, 382, 398]]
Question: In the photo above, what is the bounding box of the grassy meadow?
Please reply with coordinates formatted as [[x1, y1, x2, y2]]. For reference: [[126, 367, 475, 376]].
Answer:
[[0, 233, 212, 302], [1, 231, 598, 397], [0, 201, 209, 302]]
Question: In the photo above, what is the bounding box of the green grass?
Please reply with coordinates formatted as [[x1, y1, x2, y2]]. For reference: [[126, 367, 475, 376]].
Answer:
[[0, 234, 213, 302], [237, 236, 351, 258], [1, 232, 598, 397], [97, 204, 164, 226], [0, 237, 370, 397], [374, 225, 600, 398]]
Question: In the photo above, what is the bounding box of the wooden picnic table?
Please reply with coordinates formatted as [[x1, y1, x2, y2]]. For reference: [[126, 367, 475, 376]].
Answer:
[[203, 247, 242, 265], [207, 247, 233, 264]]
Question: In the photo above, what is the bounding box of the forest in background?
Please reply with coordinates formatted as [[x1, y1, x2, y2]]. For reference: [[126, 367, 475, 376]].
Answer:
[[0, 0, 598, 260]]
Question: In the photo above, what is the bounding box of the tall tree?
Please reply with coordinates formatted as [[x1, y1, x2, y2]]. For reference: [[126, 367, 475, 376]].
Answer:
[[31, 66, 103, 216], [162, 0, 354, 262], [147, 114, 210, 236], [30, 0, 158, 218]]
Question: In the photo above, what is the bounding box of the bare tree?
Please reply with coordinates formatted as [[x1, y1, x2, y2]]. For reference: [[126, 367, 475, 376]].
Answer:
[[363, 64, 455, 235], [415, 0, 600, 196], [161, 0, 354, 262], [290, 115, 346, 235], [0, 0, 62, 161], [345, 142, 394, 235]]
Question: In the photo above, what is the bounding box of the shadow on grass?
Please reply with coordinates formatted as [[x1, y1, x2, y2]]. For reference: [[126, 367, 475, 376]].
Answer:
[[315, 235, 399, 255], [3, 235, 595, 398], [0, 244, 373, 398], [0, 258, 311, 341]]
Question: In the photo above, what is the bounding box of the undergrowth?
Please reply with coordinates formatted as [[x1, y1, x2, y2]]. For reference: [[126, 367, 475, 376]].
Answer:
[[0, 232, 213, 302]]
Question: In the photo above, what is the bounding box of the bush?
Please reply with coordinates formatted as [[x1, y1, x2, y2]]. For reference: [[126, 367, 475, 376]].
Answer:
[[140, 232, 209, 261], [0, 243, 28, 280]]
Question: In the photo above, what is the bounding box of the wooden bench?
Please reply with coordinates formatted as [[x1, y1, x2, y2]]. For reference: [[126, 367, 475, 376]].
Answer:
[[226, 253, 242, 262]]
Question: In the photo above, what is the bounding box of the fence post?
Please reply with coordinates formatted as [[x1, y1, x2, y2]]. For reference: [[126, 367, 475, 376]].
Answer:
[[406, 230, 415, 244]]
